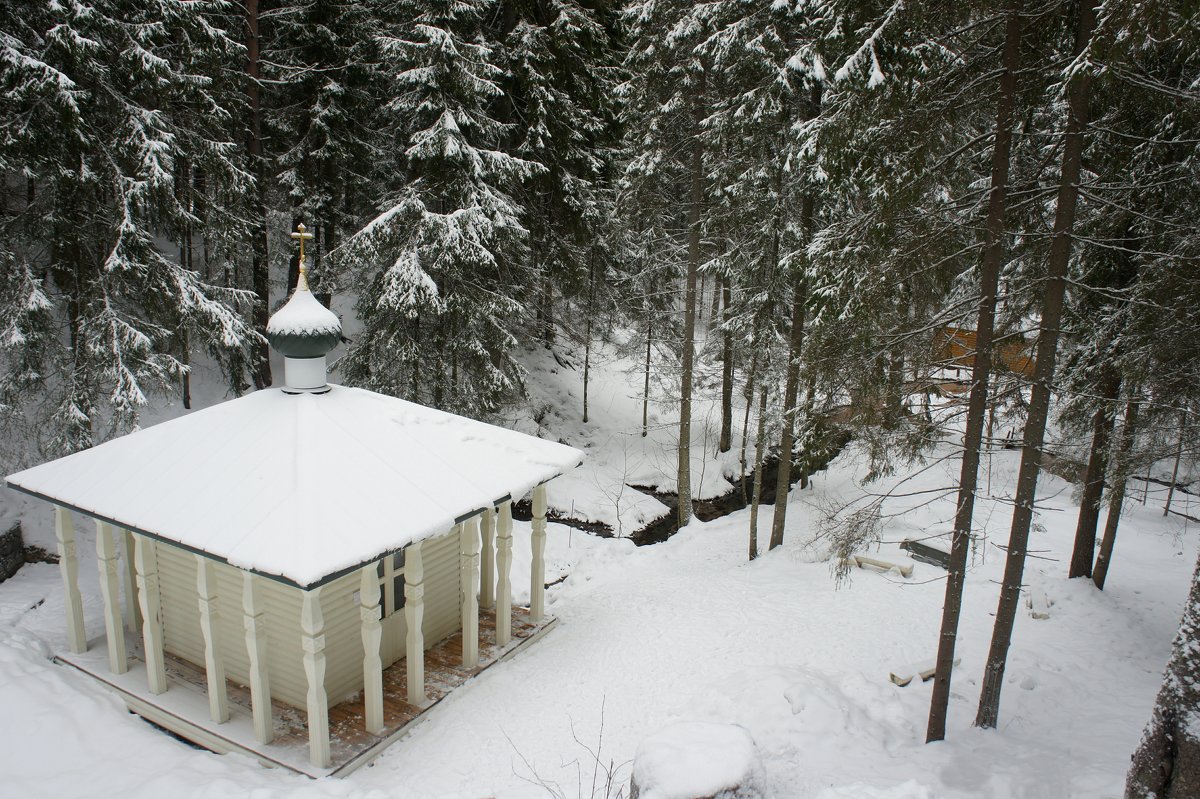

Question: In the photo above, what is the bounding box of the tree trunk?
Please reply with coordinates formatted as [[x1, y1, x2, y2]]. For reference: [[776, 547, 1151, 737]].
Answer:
[[246, 0, 272, 390], [677, 79, 704, 529], [643, 316, 652, 438], [180, 164, 194, 411], [583, 254, 596, 424], [926, 0, 1024, 743], [1069, 367, 1121, 578], [739, 340, 761, 504], [975, 0, 1098, 731], [749, 385, 768, 561], [799, 377, 816, 489], [540, 270, 555, 346], [1093, 399, 1139, 590], [1125, 548, 1200, 798], [768, 217, 809, 552], [719, 277, 734, 453], [1164, 410, 1186, 517]]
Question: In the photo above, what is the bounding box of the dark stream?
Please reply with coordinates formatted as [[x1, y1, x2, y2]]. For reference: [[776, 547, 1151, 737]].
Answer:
[[515, 428, 851, 547]]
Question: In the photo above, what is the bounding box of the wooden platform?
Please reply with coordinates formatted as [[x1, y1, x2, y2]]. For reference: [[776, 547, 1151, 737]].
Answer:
[[57, 606, 555, 777]]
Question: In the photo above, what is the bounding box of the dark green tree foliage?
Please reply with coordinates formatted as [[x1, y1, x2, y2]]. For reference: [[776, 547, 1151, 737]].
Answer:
[[701, 0, 831, 443], [1059, 0, 1200, 582], [269, 0, 384, 283], [0, 0, 256, 459], [337, 0, 542, 415], [808, 1, 1042, 475], [498, 0, 622, 346]]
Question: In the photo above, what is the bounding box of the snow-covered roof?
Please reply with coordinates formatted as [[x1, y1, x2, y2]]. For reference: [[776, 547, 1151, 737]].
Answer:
[[6, 386, 583, 588]]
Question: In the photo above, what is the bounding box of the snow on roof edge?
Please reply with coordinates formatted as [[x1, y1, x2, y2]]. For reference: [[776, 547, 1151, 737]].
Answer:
[[6, 463, 579, 590]]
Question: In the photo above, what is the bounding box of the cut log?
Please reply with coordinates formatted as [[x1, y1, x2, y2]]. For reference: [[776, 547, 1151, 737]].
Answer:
[[1025, 589, 1053, 620], [900, 538, 951, 570], [890, 658, 960, 687], [843, 554, 914, 579]]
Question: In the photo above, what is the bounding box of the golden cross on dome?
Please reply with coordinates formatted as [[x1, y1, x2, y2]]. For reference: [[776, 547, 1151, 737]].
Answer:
[[290, 223, 314, 291]]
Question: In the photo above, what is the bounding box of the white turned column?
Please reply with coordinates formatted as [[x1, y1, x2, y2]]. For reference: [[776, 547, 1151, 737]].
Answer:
[[496, 501, 514, 646], [54, 507, 87, 654], [404, 541, 426, 705], [301, 588, 331, 768], [480, 508, 496, 610], [359, 565, 384, 734], [95, 521, 127, 674], [119, 529, 141, 634], [530, 484, 548, 623], [242, 572, 273, 744], [195, 556, 229, 723], [133, 534, 167, 694], [460, 518, 480, 669]]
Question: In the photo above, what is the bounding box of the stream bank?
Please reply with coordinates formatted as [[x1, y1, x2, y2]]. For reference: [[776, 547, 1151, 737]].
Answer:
[[517, 427, 851, 547]]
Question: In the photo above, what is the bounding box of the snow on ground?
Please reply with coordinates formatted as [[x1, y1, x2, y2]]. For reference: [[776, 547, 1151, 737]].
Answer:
[[1, 341, 1198, 798]]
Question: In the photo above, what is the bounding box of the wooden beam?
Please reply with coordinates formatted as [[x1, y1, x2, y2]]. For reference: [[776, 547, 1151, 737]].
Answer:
[[404, 541, 426, 704], [530, 485, 548, 623], [242, 572, 273, 744], [54, 507, 87, 654], [359, 564, 384, 734], [301, 587, 331, 768], [119, 528, 142, 634], [195, 555, 230, 723], [480, 507, 495, 610], [133, 534, 167, 694], [95, 520, 128, 674], [460, 518, 480, 669], [496, 501, 513, 646]]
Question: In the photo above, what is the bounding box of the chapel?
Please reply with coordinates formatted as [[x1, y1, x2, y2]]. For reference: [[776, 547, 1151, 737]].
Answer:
[[6, 225, 582, 776]]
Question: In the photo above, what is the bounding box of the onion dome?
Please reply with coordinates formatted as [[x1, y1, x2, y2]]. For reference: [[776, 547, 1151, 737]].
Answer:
[[266, 223, 341, 358], [267, 224, 341, 393], [266, 284, 341, 358]]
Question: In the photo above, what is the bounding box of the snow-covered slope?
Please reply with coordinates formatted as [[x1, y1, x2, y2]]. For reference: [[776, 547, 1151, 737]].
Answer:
[[0, 345, 1196, 798]]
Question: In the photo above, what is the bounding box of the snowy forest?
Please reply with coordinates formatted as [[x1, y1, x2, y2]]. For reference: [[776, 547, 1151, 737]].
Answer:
[[1, 0, 1200, 797]]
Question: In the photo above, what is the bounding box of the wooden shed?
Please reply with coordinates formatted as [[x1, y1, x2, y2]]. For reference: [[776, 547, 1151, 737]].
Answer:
[[5, 236, 583, 776]]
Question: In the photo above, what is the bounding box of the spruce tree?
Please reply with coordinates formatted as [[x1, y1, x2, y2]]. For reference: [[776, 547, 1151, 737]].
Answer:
[[0, 0, 257, 459], [337, 0, 541, 415]]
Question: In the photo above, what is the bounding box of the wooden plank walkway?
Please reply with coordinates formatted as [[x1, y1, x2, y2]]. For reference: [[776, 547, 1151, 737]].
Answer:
[[59, 606, 554, 777]]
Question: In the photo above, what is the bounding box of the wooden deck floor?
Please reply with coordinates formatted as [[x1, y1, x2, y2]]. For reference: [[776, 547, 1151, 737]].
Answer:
[[58, 606, 554, 777]]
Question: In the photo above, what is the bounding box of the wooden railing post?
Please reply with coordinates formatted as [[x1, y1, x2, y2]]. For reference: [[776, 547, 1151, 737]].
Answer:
[[404, 541, 426, 704], [359, 564, 384, 734], [530, 484, 548, 622], [195, 556, 229, 723], [480, 508, 495, 610], [461, 518, 480, 668], [242, 572, 273, 743], [496, 501, 513, 646], [95, 520, 127, 673], [119, 529, 141, 634], [301, 587, 330, 768], [54, 507, 86, 654], [133, 534, 167, 694]]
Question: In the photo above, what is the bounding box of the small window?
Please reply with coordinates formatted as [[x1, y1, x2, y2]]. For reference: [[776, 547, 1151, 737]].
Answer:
[[377, 551, 407, 618]]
